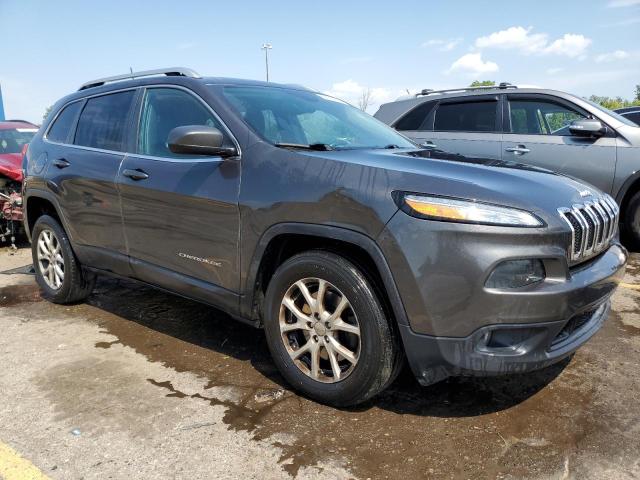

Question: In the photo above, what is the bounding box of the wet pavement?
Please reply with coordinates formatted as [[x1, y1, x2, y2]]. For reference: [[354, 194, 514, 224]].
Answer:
[[1, 246, 639, 479]]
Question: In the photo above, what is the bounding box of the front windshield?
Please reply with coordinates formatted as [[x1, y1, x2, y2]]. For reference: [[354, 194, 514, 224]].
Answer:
[[220, 85, 415, 150], [583, 98, 639, 128], [0, 128, 37, 154]]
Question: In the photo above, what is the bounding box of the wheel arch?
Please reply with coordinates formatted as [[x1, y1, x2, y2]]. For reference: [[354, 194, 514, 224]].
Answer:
[[242, 223, 409, 329], [616, 172, 640, 227], [24, 190, 67, 242]]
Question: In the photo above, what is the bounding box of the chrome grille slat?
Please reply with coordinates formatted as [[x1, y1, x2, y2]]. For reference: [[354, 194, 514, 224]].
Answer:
[[557, 195, 618, 263]]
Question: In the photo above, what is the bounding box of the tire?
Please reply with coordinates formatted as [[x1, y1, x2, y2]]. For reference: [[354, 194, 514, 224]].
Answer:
[[31, 215, 96, 304], [624, 191, 640, 249], [263, 251, 399, 407]]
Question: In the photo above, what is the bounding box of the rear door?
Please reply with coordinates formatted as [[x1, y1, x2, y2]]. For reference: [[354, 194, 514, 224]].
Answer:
[[45, 90, 136, 273], [118, 86, 241, 297], [502, 94, 617, 194], [426, 96, 503, 159]]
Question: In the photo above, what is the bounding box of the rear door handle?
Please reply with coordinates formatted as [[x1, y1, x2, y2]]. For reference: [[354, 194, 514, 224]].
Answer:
[[505, 145, 530, 155], [122, 168, 149, 181], [420, 140, 438, 149], [52, 158, 71, 169]]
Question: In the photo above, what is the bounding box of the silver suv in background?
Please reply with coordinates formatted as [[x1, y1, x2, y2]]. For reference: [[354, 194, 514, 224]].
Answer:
[[375, 85, 640, 245]]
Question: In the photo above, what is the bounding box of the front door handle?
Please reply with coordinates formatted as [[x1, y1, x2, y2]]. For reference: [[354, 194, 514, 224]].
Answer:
[[505, 145, 530, 156], [52, 158, 71, 169], [421, 140, 438, 149], [122, 168, 149, 181]]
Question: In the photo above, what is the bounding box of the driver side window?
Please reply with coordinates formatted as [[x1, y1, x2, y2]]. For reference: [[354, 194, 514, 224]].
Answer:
[[509, 98, 586, 136], [138, 88, 225, 158]]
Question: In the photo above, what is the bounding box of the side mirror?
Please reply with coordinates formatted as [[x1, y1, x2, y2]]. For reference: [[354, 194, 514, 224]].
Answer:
[[569, 119, 607, 138], [167, 125, 237, 157]]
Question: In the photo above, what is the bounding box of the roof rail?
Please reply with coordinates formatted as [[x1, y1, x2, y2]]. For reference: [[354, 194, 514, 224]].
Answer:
[[416, 82, 516, 97], [78, 67, 202, 91]]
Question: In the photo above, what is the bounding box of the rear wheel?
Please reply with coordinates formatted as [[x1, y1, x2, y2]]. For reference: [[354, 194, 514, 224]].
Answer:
[[624, 191, 640, 248], [263, 251, 399, 406], [31, 215, 95, 304]]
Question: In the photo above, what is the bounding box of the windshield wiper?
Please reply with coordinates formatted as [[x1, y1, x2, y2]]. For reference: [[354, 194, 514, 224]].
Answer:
[[274, 142, 334, 151]]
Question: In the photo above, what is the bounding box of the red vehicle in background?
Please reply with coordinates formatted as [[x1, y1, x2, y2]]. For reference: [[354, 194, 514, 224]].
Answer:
[[0, 120, 38, 244]]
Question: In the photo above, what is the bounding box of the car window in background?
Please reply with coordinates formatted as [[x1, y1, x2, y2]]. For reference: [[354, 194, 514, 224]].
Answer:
[[137, 88, 225, 158], [623, 112, 640, 126], [394, 101, 437, 131], [0, 127, 37, 154], [47, 101, 82, 143], [74, 91, 135, 151], [434, 101, 498, 132], [221, 85, 415, 149], [509, 99, 585, 136], [584, 98, 638, 127]]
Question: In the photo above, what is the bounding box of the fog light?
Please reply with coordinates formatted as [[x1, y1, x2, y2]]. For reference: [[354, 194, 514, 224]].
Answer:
[[485, 259, 545, 289]]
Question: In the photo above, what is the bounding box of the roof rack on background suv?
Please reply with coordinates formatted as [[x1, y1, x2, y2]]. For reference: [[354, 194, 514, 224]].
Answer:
[[416, 82, 517, 97], [78, 67, 202, 91]]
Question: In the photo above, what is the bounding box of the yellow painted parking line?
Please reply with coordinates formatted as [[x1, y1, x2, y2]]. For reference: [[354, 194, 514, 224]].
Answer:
[[0, 441, 50, 480], [619, 282, 640, 291]]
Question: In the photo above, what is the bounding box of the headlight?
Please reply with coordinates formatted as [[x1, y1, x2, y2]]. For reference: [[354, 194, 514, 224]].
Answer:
[[396, 193, 544, 227]]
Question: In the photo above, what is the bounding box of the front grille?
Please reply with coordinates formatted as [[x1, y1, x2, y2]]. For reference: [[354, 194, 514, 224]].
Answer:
[[558, 196, 619, 262]]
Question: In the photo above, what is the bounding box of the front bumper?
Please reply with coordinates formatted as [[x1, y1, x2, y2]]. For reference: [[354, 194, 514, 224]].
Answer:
[[399, 243, 626, 385], [378, 214, 627, 385]]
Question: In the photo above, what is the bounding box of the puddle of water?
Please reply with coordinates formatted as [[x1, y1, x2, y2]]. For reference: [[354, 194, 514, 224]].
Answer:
[[16, 258, 639, 480], [0, 283, 42, 307]]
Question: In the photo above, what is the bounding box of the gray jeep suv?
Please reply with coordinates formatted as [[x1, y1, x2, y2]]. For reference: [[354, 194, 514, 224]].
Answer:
[[375, 85, 640, 246], [23, 69, 626, 406]]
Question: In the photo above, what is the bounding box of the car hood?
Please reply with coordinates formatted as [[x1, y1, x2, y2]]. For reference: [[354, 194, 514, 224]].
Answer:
[[0, 153, 23, 182], [304, 148, 606, 221]]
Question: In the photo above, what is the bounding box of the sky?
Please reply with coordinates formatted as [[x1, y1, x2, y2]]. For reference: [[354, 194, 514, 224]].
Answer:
[[1, 0, 639, 122]]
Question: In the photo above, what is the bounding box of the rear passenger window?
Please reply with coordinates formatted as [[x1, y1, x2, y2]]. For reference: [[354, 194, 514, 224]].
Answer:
[[434, 101, 498, 132], [74, 91, 135, 151], [394, 101, 436, 131], [47, 101, 82, 143]]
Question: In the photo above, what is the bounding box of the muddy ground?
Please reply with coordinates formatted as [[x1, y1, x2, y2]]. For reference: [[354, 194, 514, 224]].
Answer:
[[0, 245, 639, 479]]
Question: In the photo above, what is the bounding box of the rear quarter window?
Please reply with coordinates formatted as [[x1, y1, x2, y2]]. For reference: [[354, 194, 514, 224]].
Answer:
[[394, 101, 436, 131], [74, 91, 136, 151], [47, 101, 82, 143]]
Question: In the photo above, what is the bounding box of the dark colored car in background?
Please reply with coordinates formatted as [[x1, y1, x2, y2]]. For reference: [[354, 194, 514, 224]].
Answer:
[[0, 120, 38, 243], [22, 68, 626, 406], [616, 106, 640, 126]]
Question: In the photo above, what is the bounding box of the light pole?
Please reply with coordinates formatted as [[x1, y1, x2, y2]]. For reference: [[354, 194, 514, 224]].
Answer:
[[261, 43, 272, 82]]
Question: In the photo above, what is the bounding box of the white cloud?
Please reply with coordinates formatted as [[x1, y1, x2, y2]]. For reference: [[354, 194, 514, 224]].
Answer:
[[608, 0, 640, 6], [475, 26, 548, 53], [447, 53, 499, 75], [474, 26, 591, 57], [543, 34, 591, 57], [323, 80, 397, 112], [595, 49, 630, 62], [176, 42, 197, 50], [421, 38, 463, 52], [546, 67, 564, 75]]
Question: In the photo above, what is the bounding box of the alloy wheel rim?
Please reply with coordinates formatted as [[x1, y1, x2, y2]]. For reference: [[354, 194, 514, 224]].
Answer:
[[37, 229, 64, 290], [279, 277, 361, 383]]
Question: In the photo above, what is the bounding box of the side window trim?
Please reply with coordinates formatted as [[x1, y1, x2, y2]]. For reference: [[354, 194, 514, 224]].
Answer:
[[133, 85, 240, 161], [434, 95, 501, 133]]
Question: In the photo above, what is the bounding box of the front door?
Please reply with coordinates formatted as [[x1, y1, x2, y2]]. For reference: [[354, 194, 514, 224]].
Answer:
[[118, 86, 241, 296], [502, 94, 617, 194]]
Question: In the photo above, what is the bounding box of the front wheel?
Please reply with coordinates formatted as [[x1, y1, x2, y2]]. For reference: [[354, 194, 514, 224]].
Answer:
[[31, 215, 96, 304], [263, 251, 399, 406], [624, 191, 640, 249]]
